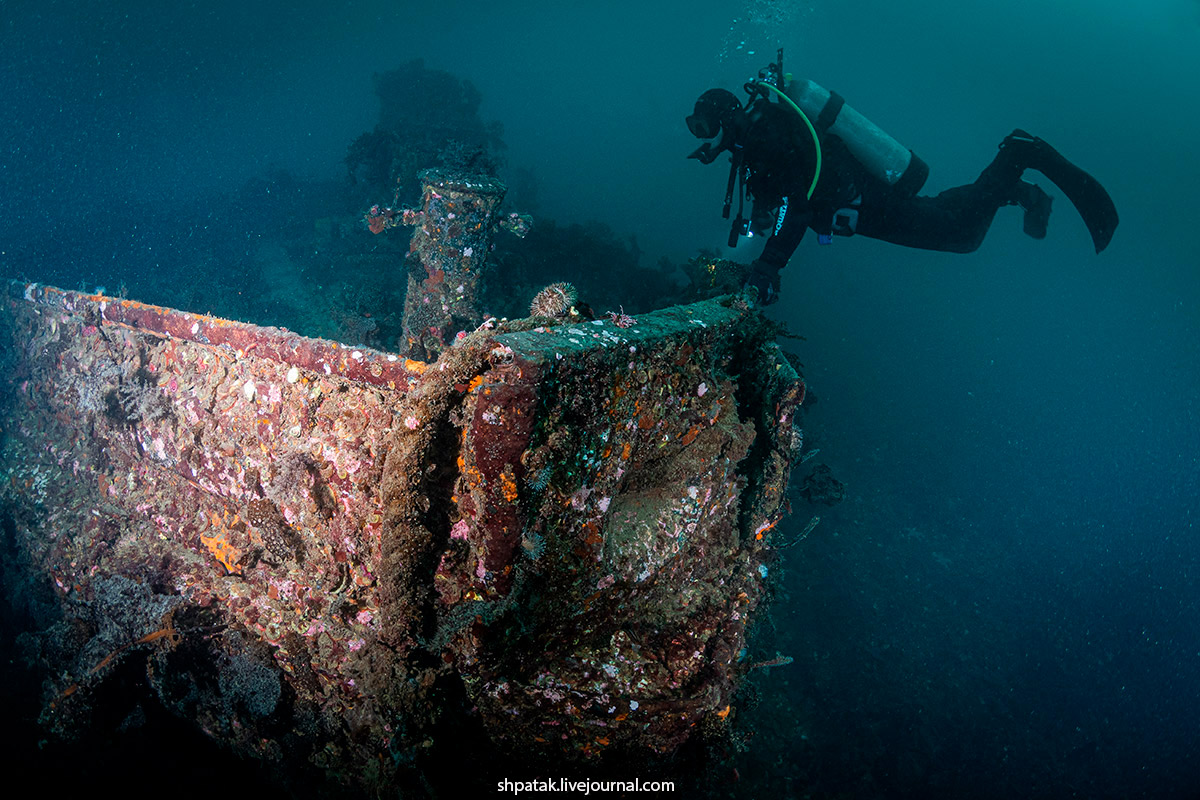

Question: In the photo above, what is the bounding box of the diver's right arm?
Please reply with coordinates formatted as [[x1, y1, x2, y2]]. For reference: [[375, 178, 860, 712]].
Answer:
[[746, 202, 810, 304]]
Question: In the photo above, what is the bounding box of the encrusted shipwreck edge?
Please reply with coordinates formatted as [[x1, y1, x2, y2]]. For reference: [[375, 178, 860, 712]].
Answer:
[[0, 284, 803, 784]]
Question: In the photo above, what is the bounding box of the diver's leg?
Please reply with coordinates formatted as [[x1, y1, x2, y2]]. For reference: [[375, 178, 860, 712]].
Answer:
[[980, 130, 1118, 252], [856, 130, 1093, 254], [855, 186, 1006, 254]]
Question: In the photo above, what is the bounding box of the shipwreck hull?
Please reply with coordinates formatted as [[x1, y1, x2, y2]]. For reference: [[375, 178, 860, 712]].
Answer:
[[0, 280, 803, 784]]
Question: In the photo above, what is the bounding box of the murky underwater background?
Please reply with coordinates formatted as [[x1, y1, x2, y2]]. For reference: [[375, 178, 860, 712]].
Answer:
[[2, 0, 1199, 797]]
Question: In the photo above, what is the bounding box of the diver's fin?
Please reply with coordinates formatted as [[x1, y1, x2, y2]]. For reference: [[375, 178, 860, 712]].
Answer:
[[1014, 180, 1052, 240], [1002, 130, 1118, 253]]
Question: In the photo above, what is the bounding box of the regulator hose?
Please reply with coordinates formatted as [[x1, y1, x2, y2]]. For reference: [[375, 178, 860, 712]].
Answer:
[[755, 80, 822, 201]]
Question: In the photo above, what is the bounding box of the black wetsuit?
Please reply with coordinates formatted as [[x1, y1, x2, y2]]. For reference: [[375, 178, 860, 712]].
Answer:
[[745, 101, 1028, 276]]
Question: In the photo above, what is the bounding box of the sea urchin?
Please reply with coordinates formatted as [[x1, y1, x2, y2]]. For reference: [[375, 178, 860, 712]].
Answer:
[[529, 282, 578, 318]]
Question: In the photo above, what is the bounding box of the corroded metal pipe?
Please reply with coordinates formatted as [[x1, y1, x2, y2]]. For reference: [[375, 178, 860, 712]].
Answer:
[[400, 169, 507, 360]]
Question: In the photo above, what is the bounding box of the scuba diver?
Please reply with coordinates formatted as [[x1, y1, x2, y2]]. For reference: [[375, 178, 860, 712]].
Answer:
[[686, 51, 1119, 304]]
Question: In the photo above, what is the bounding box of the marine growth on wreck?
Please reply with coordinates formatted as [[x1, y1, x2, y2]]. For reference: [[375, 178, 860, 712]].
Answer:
[[0, 170, 809, 792]]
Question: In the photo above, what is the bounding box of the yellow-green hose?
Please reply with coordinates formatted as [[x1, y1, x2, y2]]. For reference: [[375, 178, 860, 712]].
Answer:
[[755, 81, 822, 201]]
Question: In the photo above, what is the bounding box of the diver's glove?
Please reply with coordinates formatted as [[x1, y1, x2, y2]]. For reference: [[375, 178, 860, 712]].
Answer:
[[744, 260, 781, 306]]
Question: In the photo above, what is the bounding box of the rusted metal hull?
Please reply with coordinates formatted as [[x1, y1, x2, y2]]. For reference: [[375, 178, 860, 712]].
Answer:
[[0, 280, 802, 785]]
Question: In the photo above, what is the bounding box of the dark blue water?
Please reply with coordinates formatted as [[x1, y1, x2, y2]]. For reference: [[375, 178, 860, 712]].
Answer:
[[3, 1, 1198, 797]]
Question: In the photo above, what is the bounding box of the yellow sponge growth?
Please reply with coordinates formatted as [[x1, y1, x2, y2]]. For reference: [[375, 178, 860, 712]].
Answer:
[[201, 530, 242, 573]]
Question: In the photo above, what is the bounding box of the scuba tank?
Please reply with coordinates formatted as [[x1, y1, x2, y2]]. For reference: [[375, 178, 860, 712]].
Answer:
[[785, 77, 929, 197], [717, 50, 932, 248]]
